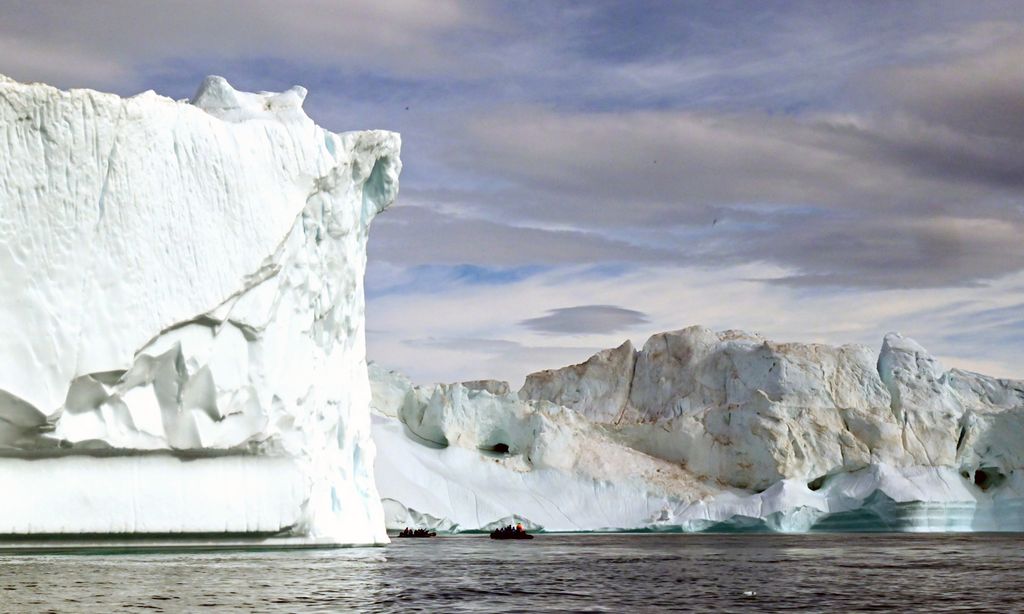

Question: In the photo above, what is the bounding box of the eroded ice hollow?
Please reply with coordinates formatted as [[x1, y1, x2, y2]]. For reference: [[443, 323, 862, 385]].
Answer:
[[0, 74, 400, 546]]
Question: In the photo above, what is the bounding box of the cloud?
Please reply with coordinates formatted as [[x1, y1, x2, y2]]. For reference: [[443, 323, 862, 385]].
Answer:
[[869, 30, 1024, 140], [369, 203, 680, 268], [744, 215, 1024, 289], [459, 104, 1021, 226], [0, 0, 488, 89], [413, 31, 1024, 290], [364, 53, 1023, 289], [519, 305, 650, 335], [0, 33, 131, 86]]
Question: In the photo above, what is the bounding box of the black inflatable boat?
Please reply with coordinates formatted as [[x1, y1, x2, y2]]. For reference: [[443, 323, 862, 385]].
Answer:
[[490, 526, 534, 540], [397, 528, 437, 538]]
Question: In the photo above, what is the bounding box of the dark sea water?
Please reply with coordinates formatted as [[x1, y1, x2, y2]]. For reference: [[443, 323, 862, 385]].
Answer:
[[2, 533, 1023, 612]]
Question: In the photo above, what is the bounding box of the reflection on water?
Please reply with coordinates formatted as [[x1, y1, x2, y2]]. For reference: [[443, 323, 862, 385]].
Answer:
[[2, 533, 1023, 612]]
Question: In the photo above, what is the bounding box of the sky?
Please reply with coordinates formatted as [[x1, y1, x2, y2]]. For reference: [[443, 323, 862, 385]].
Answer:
[[2, 1, 1023, 385]]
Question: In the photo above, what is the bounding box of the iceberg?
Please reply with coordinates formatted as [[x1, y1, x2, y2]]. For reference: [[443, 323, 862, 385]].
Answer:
[[371, 327, 1024, 532], [0, 75, 400, 546]]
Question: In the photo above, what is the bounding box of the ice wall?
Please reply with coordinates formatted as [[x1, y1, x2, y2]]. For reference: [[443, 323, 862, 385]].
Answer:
[[372, 327, 1024, 533], [0, 75, 400, 545], [527, 326, 1024, 494]]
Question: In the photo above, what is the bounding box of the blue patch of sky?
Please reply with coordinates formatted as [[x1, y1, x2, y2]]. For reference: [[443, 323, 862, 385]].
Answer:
[[367, 264, 551, 298], [367, 262, 638, 298], [939, 325, 1024, 357], [545, 263, 637, 283]]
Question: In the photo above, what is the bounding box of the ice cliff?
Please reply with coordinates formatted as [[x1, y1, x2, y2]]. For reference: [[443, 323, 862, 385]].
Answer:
[[0, 75, 400, 545], [371, 327, 1024, 532]]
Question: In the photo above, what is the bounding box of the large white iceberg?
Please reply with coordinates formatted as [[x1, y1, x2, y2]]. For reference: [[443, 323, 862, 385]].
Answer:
[[0, 74, 400, 545], [371, 327, 1024, 532]]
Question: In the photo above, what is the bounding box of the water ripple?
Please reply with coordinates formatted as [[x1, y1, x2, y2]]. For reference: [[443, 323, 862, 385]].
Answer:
[[1, 534, 1023, 612]]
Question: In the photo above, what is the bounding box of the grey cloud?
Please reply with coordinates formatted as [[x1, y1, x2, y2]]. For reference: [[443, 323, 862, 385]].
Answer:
[[870, 34, 1024, 140], [369, 202, 681, 266], [459, 106, 1018, 226], [738, 215, 1024, 289], [423, 34, 1024, 289], [519, 305, 650, 335], [0, 33, 131, 86], [0, 0, 487, 89]]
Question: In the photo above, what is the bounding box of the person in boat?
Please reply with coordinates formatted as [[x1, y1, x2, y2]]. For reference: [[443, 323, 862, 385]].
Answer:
[[516, 522, 524, 533]]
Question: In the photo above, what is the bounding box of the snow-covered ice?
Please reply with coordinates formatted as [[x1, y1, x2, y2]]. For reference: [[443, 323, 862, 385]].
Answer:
[[371, 327, 1024, 533], [0, 75, 400, 545]]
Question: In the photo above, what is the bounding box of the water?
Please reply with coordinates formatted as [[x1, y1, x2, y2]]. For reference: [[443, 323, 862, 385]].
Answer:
[[2, 533, 1023, 612]]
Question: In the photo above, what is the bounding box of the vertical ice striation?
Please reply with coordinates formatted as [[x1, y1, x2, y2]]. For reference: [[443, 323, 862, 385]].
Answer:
[[0, 75, 400, 545]]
